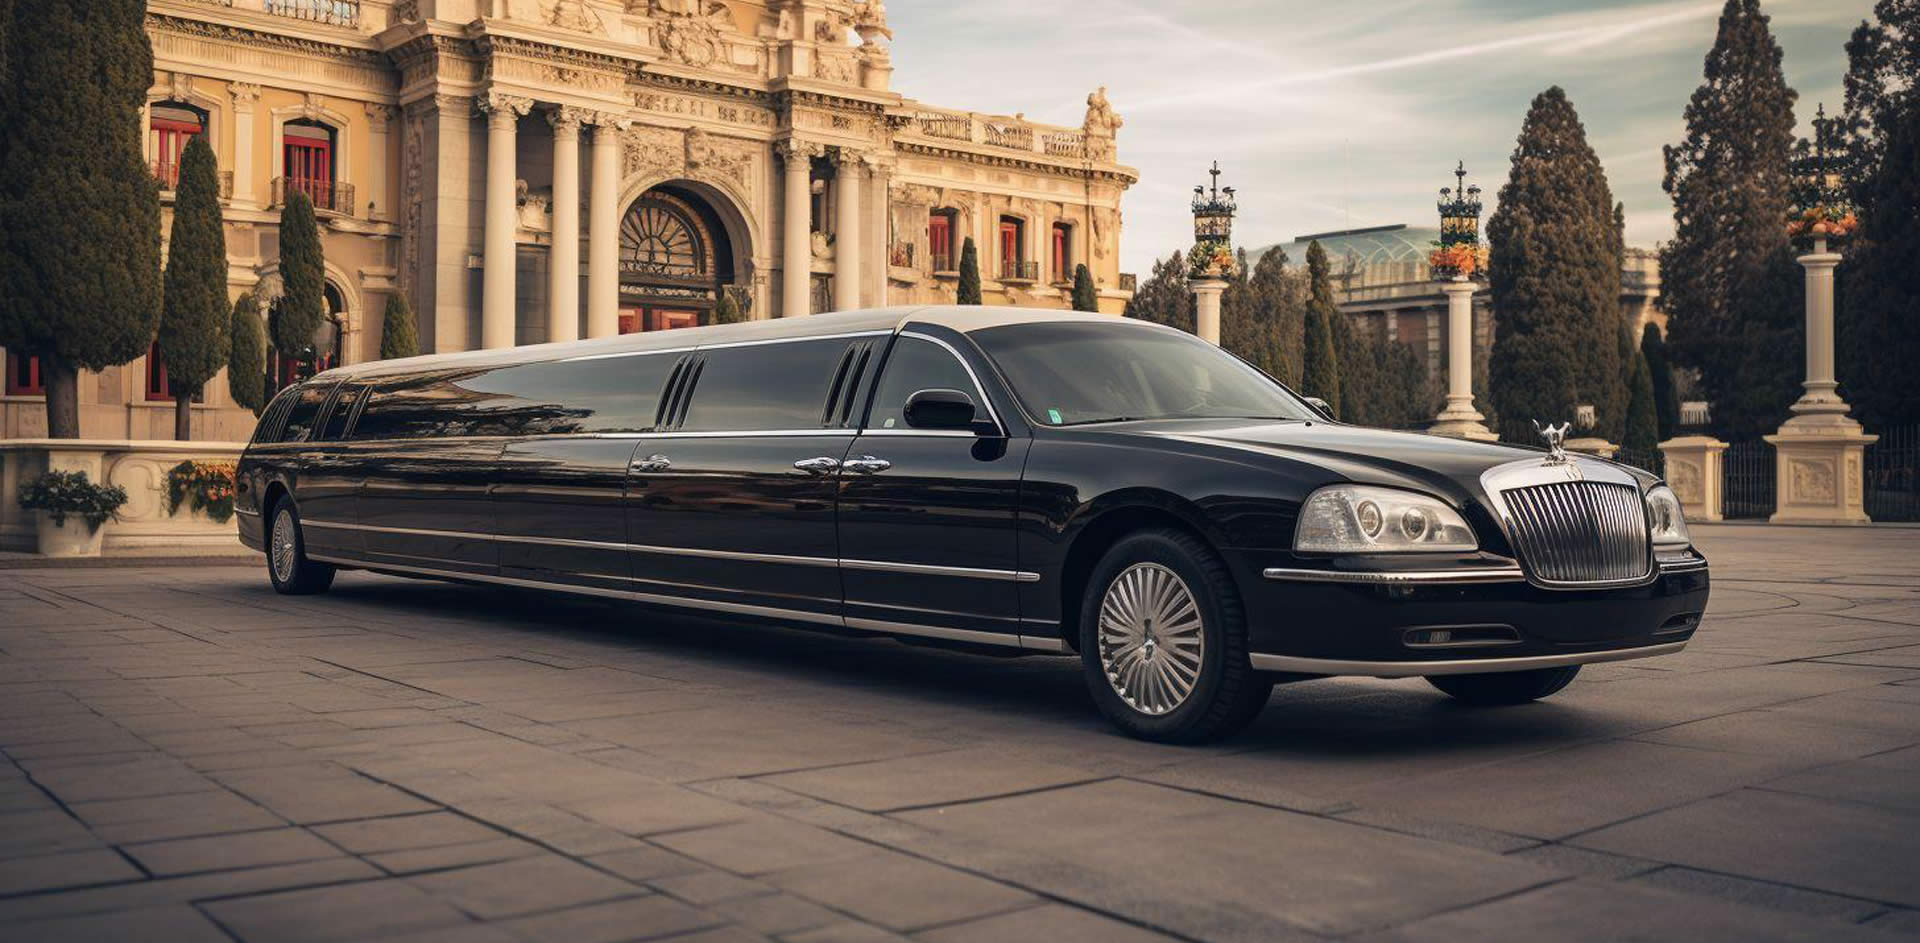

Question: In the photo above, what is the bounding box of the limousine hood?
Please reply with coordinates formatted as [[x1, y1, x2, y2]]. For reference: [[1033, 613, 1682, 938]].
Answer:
[[1129, 418, 1575, 502]]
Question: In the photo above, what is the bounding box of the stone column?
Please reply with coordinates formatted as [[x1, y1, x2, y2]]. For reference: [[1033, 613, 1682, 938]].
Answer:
[[586, 114, 623, 339], [1658, 435, 1729, 523], [1765, 239, 1877, 524], [546, 107, 583, 344], [1429, 278, 1496, 440], [229, 84, 261, 208], [779, 140, 821, 317], [1190, 278, 1226, 345], [479, 93, 530, 350], [832, 148, 862, 312], [363, 103, 395, 222]]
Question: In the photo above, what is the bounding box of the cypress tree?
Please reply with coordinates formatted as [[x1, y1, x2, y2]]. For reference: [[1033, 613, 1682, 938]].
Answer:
[[1838, 0, 1920, 429], [1660, 0, 1801, 440], [1625, 349, 1660, 454], [1486, 87, 1621, 443], [955, 237, 982, 305], [380, 294, 420, 359], [273, 189, 327, 362], [1070, 263, 1098, 312], [157, 135, 230, 441], [1641, 323, 1679, 441], [1122, 252, 1195, 333], [1300, 241, 1342, 411], [227, 293, 266, 416], [1248, 247, 1304, 385], [0, 0, 163, 437]]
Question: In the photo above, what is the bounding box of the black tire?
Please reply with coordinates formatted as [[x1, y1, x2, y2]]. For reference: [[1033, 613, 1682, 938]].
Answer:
[[1426, 665, 1579, 705], [1079, 529, 1271, 743], [265, 498, 335, 596]]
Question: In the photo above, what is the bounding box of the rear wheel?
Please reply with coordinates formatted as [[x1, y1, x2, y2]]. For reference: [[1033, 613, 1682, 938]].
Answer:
[[1079, 529, 1271, 743], [266, 499, 335, 596], [1426, 665, 1579, 705]]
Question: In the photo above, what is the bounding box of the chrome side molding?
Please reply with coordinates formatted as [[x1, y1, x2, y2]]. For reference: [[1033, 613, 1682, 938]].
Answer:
[[1250, 640, 1687, 677], [1262, 566, 1527, 585]]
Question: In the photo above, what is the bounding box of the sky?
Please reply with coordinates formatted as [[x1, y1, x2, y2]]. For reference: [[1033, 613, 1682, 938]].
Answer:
[[881, 0, 1876, 276]]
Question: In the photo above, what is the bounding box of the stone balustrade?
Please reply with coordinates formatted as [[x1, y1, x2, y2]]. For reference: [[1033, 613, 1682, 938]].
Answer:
[[1, 440, 250, 558], [904, 107, 1097, 161]]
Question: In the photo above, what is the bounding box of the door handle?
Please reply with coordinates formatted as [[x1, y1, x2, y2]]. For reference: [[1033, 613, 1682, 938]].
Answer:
[[843, 455, 891, 475], [793, 456, 841, 473], [630, 454, 672, 473]]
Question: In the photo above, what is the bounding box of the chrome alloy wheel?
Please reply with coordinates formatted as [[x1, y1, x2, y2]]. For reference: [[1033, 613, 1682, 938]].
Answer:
[[270, 508, 297, 584], [1097, 562, 1205, 715]]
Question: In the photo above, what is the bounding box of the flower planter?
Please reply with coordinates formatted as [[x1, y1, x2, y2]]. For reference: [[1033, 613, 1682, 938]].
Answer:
[[36, 515, 104, 557]]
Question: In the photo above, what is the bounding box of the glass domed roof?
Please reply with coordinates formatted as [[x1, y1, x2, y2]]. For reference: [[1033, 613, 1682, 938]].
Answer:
[[1248, 224, 1444, 300]]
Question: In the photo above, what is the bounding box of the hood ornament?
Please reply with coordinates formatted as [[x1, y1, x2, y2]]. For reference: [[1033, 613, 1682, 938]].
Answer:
[[1533, 420, 1571, 465]]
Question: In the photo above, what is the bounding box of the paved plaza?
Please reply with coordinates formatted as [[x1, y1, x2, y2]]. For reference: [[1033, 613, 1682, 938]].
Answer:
[[1, 524, 1917, 942]]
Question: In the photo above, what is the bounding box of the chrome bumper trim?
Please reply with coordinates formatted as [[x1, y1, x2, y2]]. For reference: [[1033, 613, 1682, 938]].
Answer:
[[1656, 554, 1709, 574], [1261, 566, 1526, 585], [1249, 640, 1688, 677]]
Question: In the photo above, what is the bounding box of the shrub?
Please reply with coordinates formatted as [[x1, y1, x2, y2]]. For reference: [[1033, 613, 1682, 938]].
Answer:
[[17, 470, 128, 531], [163, 460, 237, 523]]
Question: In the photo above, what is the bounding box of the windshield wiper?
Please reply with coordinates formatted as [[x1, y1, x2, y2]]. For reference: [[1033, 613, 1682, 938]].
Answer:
[[1056, 416, 1152, 426]]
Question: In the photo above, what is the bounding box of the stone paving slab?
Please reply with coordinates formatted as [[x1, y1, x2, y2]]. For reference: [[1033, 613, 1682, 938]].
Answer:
[[2, 524, 1918, 940]]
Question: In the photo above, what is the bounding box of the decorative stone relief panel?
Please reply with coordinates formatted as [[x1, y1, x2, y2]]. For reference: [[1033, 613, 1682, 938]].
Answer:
[[624, 126, 683, 181], [1668, 459, 1703, 504], [1789, 457, 1837, 504]]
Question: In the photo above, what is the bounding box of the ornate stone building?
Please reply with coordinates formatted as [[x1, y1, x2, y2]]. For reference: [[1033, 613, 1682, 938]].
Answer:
[[0, 0, 1137, 440]]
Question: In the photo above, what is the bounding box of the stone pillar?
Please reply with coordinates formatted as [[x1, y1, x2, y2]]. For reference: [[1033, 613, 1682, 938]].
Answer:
[[1765, 239, 1876, 524], [779, 140, 820, 317], [1429, 278, 1497, 440], [833, 148, 862, 312], [586, 115, 623, 339], [363, 103, 395, 222], [1658, 435, 1729, 523], [229, 84, 261, 208], [479, 94, 530, 350], [1190, 278, 1226, 345], [546, 107, 583, 344]]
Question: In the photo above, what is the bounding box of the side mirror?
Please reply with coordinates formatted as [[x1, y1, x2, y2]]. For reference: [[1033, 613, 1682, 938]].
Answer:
[[1304, 397, 1336, 420], [904, 388, 980, 431]]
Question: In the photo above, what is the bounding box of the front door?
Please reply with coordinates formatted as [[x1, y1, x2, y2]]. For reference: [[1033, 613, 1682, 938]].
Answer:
[[837, 333, 1029, 639]]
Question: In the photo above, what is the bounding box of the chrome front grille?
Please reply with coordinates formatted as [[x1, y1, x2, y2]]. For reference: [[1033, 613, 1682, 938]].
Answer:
[[1500, 481, 1651, 586]]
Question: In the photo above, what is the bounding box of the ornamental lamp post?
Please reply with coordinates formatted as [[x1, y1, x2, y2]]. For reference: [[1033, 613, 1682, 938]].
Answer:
[[1767, 103, 1875, 523], [1427, 160, 1495, 441], [1187, 162, 1237, 345]]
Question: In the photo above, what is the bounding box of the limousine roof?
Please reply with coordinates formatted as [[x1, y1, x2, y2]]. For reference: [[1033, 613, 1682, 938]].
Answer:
[[313, 305, 1155, 384]]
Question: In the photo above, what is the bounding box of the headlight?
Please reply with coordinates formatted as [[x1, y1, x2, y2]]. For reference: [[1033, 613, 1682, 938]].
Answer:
[[1294, 485, 1477, 553], [1645, 484, 1691, 549]]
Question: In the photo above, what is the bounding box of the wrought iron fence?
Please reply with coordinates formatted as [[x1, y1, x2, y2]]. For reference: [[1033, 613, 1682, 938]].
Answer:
[[1613, 447, 1665, 478], [1722, 439, 1776, 520], [1865, 423, 1920, 522]]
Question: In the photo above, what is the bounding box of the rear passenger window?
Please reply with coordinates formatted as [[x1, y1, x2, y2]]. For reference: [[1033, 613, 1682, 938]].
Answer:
[[354, 372, 469, 440], [454, 354, 678, 436], [316, 385, 363, 441], [865, 337, 982, 431], [252, 387, 301, 443], [277, 384, 331, 443], [679, 339, 858, 432]]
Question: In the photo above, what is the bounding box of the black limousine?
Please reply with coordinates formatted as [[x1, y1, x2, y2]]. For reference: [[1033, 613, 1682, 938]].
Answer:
[[236, 306, 1709, 742]]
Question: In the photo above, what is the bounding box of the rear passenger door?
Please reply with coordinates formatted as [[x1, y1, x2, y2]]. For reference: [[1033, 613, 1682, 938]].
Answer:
[[481, 353, 679, 594], [352, 370, 505, 578], [297, 381, 368, 558], [837, 332, 1030, 639], [623, 334, 880, 623]]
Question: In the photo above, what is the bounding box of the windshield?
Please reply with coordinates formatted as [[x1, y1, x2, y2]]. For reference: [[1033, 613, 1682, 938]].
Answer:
[[971, 321, 1318, 426]]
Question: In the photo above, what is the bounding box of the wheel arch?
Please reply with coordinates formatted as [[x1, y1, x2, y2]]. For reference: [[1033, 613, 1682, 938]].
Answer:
[[1053, 491, 1235, 652]]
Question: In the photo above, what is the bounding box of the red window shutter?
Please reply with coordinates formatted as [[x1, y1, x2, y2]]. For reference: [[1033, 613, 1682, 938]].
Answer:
[[5, 353, 44, 396], [146, 344, 172, 402]]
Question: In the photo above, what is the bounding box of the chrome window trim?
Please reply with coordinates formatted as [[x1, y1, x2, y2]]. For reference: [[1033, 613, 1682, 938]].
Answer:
[[1477, 457, 1658, 591], [302, 552, 1050, 650], [302, 519, 1038, 582], [1249, 640, 1687, 677], [560, 329, 896, 363], [1262, 566, 1527, 585], [889, 331, 1005, 434]]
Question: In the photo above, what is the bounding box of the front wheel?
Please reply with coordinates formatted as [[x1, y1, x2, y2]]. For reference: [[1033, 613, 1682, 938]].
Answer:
[[1079, 529, 1272, 743], [1426, 665, 1579, 705], [266, 499, 335, 596]]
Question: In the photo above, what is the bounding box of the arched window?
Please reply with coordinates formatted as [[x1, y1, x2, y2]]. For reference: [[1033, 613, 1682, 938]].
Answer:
[[264, 282, 348, 391], [281, 119, 338, 210], [150, 101, 208, 190]]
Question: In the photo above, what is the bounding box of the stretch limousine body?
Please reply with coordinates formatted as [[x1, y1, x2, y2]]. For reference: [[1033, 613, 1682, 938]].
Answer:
[[236, 306, 1710, 741]]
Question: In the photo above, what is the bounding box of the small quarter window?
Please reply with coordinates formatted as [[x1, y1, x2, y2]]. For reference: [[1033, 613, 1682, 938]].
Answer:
[[277, 383, 332, 442]]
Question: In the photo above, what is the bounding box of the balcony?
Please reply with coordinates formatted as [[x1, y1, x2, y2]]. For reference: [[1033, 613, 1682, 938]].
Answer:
[[153, 161, 235, 201], [272, 177, 355, 217], [999, 259, 1039, 284], [263, 0, 359, 27]]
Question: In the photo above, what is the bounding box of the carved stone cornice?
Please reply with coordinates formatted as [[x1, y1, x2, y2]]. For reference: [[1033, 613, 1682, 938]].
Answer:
[[893, 140, 1138, 185], [634, 72, 774, 108], [145, 12, 382, 66]]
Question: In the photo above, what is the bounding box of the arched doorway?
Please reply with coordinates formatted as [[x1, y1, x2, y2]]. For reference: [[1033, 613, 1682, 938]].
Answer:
[[617, 182, 743, 332]]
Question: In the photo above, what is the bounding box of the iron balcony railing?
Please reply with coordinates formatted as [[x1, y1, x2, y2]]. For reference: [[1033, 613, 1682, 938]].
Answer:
[[999, 259, 1039, 282], [154, 161, 235, 200], [1501, 480, 1650, 585], [264, 0, 360, 26], [929, 251, 955, 274], [272, 177, 355, 216]]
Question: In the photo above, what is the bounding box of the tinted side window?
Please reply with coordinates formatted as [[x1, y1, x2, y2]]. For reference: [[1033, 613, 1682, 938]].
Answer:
[[317, 385, 364, 441], [278, 384, 331, 443], [680, 339, 857, 432], [453, 354, 678, 436], [865, 337, 981, 431], [354, 371, 470, 440], [252, 387, 301, 443]]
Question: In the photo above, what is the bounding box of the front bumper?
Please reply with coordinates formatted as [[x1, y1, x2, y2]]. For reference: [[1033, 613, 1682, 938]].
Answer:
[[1233, 551, 1710, 677]]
